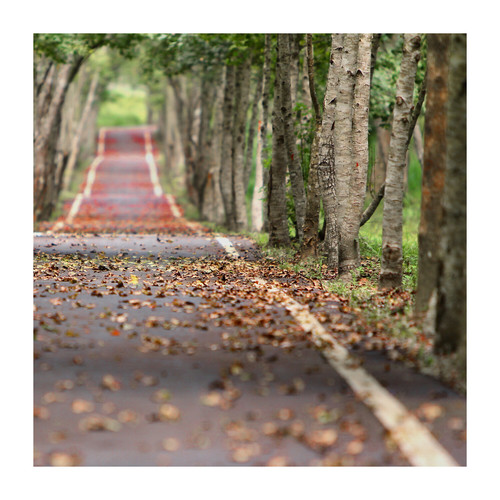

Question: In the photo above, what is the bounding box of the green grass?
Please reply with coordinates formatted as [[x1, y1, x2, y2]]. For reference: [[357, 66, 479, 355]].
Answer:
[[97, 84, 147, 128]]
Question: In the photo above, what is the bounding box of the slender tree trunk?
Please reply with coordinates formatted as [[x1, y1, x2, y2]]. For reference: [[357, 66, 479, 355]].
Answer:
[[34, 56, 84, 222], [261, 34, 273, 233], [201, 67, 225, 224], [62, 71, 99, 192], [379, 34, 421, 289], [252, 36, 272, 233], [194, 69, 217, 212], [268, 37, 291, 247], [251, 115, 265, 232], [232, 58, 251, 231], [339, 33, 372, 276], [335, 34, 360, 276], [300, 34, 322, 258], [318, 34, 344, 269], [413, 124, 424, 167], [278, 34, 306, 241], [244, 69, 264, 189], [434, 34, 466, 357], [220, 64, 236, 228], [169, 75, 199, 205], [415, 35, 450, 313], [287, 34, 301, 110]]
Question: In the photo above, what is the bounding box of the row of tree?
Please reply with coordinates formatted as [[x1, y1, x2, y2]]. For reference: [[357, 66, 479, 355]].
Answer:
[[33, 33, 466, 358]]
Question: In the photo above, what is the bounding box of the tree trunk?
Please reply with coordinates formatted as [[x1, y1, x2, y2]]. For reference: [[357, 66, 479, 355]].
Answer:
[[251, 116, 265, 232], [318, 34, 344, 270], [335, 34, 360, 276], [434, 34, 466, 357], [278, 34, 306, 241], [34, 56, 84, 222], [194, 70, 216, 212], [268, 37, 291, 247], [415, 35, 450, 313], [413, 123, 424, 167], [244, 69, 263, 189], [379, 34, 421, 289], [232, 58, 251, 232], [252, 35, 272, 233], [201, 67, 225, 224], [220, 64, 236, 229], [340, 33, 372, 276], [299, 34, 322, 258], [261, 34, 273, 233], [62, 71, 99, 192]]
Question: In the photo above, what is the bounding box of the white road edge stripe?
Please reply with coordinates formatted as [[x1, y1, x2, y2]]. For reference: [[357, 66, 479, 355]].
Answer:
[[51, 129, 106, 232], [165, 194, 182, 218], [144, 131, 163, 197], [217, 237, 458, 466], [215, 236, 240, 258]]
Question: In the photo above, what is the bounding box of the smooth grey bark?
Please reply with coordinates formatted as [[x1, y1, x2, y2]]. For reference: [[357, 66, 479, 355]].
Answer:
[[232, 58, 252, 231], [415, 35, 450, 313], [379, 34, 421, 289], [278, 34, 306, 241], [268, 37, 291, 247], [220, 64, 236, 229], [434, 34, 466, 357]]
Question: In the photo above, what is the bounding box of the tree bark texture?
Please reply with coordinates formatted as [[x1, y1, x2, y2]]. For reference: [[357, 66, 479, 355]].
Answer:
[[317, 34, 344, 269], [232, 58, 252, 231], [434, 34, 466, 356], [300, 34, 322, 258], [379, 34, 421, 289], [334, 34, 360, 276], [340, 34, 372, 275], [415, 35, 450, 313], [278, 34, 306, 241], [268, 38, 291, 247]]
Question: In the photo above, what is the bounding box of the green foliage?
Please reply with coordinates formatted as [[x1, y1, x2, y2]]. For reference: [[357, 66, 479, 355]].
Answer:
[[97, 84, 147, 127]]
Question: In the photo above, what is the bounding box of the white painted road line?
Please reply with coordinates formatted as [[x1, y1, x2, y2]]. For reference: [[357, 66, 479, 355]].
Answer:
[[254, 277, 459, 467], [215, 236, 240, 258], [165, 194, 182, 218], [144, 131, 163, 197], [215, 237, 457, 466], [97, 128, 106, 156], [83, 156, 103, 198]]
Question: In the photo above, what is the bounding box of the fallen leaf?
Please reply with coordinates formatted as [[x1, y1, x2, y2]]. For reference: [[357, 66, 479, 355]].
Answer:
[[71, 399, 95, 414], [162, 437, 181, 451]]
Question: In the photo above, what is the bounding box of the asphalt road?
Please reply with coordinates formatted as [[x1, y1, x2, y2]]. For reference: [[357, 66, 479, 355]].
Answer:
[[33, 126, 466, 466]]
